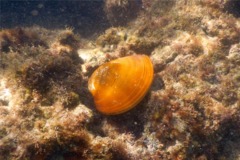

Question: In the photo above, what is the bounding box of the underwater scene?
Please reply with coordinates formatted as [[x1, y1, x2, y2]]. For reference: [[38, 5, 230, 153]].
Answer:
[[0, 0, 240, 159]]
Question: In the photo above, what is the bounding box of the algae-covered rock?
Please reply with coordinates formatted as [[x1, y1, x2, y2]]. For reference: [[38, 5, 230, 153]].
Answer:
[[0, 0, 240, 159], [104, 0, 141, 26]]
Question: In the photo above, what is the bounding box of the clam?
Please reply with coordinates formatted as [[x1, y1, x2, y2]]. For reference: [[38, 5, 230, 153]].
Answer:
[[88, 55, 153, 115]]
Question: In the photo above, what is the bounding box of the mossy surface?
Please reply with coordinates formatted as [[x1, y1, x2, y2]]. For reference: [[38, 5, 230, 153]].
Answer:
[[0, 0, 240, 159]]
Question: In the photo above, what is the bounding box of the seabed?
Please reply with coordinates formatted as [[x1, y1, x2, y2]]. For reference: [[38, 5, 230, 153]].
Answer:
[[0, 1, 240, 159]]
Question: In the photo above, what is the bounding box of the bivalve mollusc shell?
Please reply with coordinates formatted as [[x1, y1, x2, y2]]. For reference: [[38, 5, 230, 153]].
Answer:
[[88, 55, 153, 115]]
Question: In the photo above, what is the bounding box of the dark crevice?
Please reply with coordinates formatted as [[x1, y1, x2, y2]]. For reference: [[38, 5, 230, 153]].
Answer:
[[224, 0, 240, 17]]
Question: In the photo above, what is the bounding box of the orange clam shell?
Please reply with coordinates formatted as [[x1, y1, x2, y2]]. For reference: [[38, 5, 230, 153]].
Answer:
[[88, 55, 153, 115]]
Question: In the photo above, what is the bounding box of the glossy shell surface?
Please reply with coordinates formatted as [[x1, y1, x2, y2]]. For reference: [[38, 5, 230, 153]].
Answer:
[[88, 55, 153, 115]]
